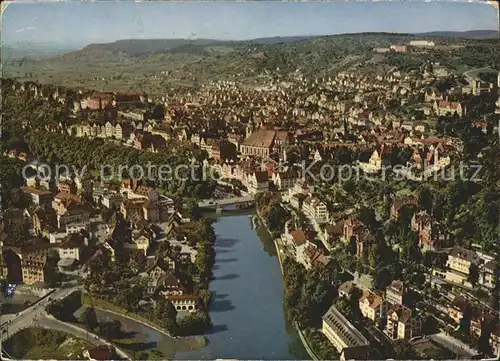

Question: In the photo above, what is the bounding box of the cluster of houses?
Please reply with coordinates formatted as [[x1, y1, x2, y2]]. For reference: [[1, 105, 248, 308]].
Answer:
[[1, 170, 203, 312], [323, 266, 499, 360]]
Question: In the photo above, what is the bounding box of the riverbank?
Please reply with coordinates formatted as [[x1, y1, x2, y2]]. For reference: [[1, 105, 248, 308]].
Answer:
[[176, 214, 305, 359], [256, 209, 317, 361], [272, 237, 320, 361], [82, 293, 176, 339]]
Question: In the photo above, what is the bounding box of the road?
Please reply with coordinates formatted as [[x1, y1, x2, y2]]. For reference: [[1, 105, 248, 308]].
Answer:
[[429, 332, 480, 358], [1, 286, 80, 328], [1, 285, 130, 360], [463, 66, 495, 83]]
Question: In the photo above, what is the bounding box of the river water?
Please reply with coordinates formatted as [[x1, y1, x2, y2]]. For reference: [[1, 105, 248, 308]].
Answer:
[[176, 213, 308, 360]]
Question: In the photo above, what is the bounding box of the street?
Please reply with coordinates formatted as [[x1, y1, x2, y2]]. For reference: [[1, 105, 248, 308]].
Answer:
[[1, 285, 130, 360]]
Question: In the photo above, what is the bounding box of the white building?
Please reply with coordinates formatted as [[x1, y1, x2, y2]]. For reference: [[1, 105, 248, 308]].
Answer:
[[302, 195, 329, 224], [272, 171, 298, 192], [102, 191, 123, 209], [58, 233, 88, 261], [246, 171, 269, 194], [409, 40, 435, 47]]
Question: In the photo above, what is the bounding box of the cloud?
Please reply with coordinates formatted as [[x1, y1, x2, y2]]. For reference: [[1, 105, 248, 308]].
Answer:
[[15, 26, 36, 33]]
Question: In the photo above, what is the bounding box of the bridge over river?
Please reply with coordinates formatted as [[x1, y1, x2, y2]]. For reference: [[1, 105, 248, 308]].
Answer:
[[198, 196, 255, 211]]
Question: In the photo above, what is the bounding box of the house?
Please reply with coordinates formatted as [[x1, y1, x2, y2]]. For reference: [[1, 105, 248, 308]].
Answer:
[[52, 192, 82, 215], [356, 232, 376, 261], [272, 171, 298, 192], [157, 272, 185, 296], [302, 195, 329, 224], [124, 233, 150, 257], [57, 205, 90, 231], [424, 89, 444, 103], [343, 218, 365, 241], [290, 178, 314, 196], [322, 305, 371, 360], [58, 232, 87, 261], [490, 323, 500, 357], [154, 272, 199, 312], [33, 208, 58, 235], [470, 310, 496, 339], [289, 193, 305, 211], [0, 248, 23, 284], [385, 304, 422, 340], [58, 179, 78, 195], [385, 280, 406, 306], [323, 219, 344, 245], [302, 243, 331, 269], [479, 260, 498, 290], [121, 179, 158, 202], [359, 289, 387, 326], [121, 199, 145, 222], [338, 281, 357, 298], [289, 229, 308, 256], [448, 295, 470, 324], [22, 187, 53, 209], [445, 246, 480, 287], [141, 257, 175, 294], [166, 294, 199, 312], [434, 100, 464, 117], [411, 211, 448, 250], [247, 171, 269, 194], [101, 191, 123, 209]]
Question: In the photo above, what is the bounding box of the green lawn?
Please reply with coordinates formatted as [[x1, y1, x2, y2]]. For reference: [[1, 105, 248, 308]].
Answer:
[[4, 327, 94, 360], [415, 340, 454, 360]]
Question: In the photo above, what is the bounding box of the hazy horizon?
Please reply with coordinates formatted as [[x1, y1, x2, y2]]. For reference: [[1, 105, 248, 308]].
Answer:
[[2, 0, 498, 49]]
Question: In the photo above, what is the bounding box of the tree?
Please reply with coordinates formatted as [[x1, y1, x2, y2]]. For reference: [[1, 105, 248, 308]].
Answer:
[[422, 315, 438, 335], [468, 263, 479, 287], [418, 185, 433, 214], [79, 307, 99, 332], [98, 319, 122, 340], [392, 340, 419, 359], [155, 298, 178, 334], [374, 267, 393, 290], [197, 289, 213, 309]]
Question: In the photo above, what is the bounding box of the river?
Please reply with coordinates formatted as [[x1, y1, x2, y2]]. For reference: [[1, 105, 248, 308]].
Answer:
[[176, 213, 308, 360], [75, 213, 308, 359]]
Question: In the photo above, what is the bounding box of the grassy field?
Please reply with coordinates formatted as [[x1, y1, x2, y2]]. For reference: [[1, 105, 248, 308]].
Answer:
[[414, 339, 454, 359], [4, 327, 94, 360]]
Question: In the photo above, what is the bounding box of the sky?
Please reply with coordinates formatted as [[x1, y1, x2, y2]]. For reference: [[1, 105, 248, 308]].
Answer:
[[1, 0, 498, 48]]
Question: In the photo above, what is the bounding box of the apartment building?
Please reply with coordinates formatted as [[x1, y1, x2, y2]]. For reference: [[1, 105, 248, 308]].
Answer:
[[272, 171, 298, 192], [22, 186, 53, 209], [359, 289, 387, 326], [101, 191, 123, 209], [445, 246, 480, 287], [302, 195, 329, 224], [247, 171, 269, 194], [385, 280, 406, 305], [21, 252, 49, 285], [322, 305, 371, 360], [479, 260, 498, 290], [385, 304, 422, 340]]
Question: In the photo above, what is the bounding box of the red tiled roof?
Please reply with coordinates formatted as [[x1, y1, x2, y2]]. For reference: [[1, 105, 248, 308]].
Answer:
[[290, 229, 307, 246]]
